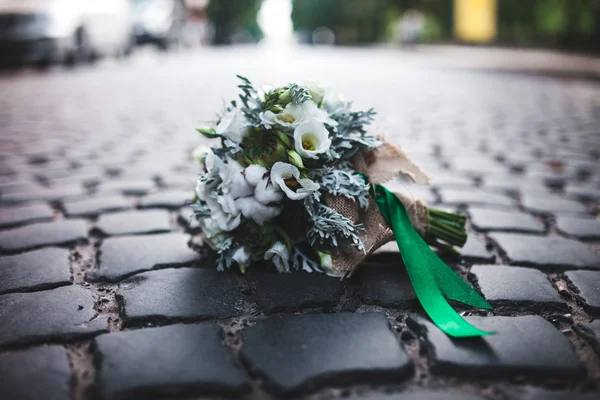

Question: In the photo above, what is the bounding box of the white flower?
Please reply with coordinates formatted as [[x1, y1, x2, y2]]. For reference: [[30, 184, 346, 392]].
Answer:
[[264, 242, 291, 273], [235, 196, 281, 225], [323, 90, 345, 112], [215, 108, 251, 143], [301, 101, 337, 127], [270, 162, 320, 200], [293, 120, 332, 160], [204, 195, 241, 232], [305, 81, 326, 105], [254, 177, 283, 204], [232, 247, 251, 267], [243, 164, 267, 186], [192, 145, 211, 169], [219, 158, 253, 199], [259, 103, 304, 128], [318, 251, 344, 277]]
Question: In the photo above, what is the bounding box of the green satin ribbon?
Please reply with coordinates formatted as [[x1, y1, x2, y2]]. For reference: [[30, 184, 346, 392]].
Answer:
[[373, 184, 493, 338]]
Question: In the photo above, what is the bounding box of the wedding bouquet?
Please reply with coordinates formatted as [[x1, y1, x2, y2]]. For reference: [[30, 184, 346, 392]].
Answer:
[[191, 76, 492, 337]]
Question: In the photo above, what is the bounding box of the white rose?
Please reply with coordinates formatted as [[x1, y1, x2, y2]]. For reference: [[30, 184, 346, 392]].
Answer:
[[264, 241, 291, 272], [235, 196, 281, 225], [270, 162, 320, 200], [215, 108, 251, 143], [259, 103, 304, 128], [304, 81, 326, 105], [293, 120, 332, 160]]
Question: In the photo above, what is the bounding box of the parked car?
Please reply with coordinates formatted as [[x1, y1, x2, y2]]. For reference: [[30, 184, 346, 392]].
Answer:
[[0, 0, 133, 66], [130, 0, 187, 49]]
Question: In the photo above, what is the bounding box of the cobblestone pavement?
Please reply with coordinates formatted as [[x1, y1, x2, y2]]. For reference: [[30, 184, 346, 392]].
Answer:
[[0, 46, 599, 400]]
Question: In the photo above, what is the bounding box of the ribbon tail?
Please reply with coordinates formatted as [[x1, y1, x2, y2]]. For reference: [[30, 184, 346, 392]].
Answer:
[[373, 184, 493, 338]]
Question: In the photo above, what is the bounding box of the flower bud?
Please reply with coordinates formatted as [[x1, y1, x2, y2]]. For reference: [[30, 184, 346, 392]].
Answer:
[[287, 150, 305, 169], [318, 251, 332, 270], [278, 89, 291, 106], [270, 104, 284, 113], [276, 131, 292, 148], [196, 127, 217, 138]]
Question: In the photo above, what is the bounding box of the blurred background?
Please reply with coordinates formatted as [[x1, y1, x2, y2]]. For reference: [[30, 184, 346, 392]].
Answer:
[[1, 0, 599, 67]]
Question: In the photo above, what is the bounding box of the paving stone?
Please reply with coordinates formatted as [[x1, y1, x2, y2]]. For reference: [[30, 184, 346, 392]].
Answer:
[[348, 391, 485, 400], [564, 270, 600, 314], [459, 234, 495, 262], [0, 285, 108, 348], [117, 267, 244, 325], [384, 180, 437, 204], [573, 320, 600, 357], [521, 194, 589, 215], [355, 263, 418, 308], [489, 233, 600, 269], [94, 209, 171, 236], [430, 175, 476, 188], [406, 314, 584, 380], [89, 232, 200, 282], [241, 312, 412, 394], [0, 345, 71, 400], [555, 216, 600, 240], [0, 219, 88, 253], [62, 194, 130, 217], [0, 185, 85, 204], [468, 207, 544, 233], [565, 184, 600, 202], [94, 323, 248, 399], [504, 386, 599, 400], [248, 269, 345, 314], [0, 203, 54, 228], [0, 248, 71, 294], [138, 189, 193, 209], [470, 265, 567, 311], [97, 179, 156, 195], [438, 188, 515, 208]]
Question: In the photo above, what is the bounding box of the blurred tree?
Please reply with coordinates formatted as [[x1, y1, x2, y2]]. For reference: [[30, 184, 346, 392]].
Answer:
[[207, 0, 263, 45]]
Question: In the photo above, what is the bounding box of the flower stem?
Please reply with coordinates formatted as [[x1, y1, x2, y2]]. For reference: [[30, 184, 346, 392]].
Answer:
[[425, 207, 467, 249]]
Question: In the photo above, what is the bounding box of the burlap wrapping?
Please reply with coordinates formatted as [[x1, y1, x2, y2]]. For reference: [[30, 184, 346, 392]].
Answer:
[[327, 142, 430, 277]]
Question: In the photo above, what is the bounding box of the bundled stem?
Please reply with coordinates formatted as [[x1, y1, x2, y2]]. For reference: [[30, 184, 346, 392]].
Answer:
[[425, 207, 467, 249]]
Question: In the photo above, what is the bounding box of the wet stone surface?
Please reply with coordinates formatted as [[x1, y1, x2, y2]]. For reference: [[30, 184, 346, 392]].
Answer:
[[0, 345, 71, 400], [94, 323, 249, 399], [470, 265, 568, 311], [489, 233, 600, 269], [555, 216, 600, 240], [241, 312, 413, 394], [117, 267, 245, 325], [0, 247, 71, 294], [0, 285, 108, 348], [248, 269, 346, 314], [0, 219, 88, 253], [89, 232, 200, 282], [0, 203, 54, 228], [94, 209, 171, 236], [467, 207, 545, 233], [407, 314, 585, 380], [62, 194, 131, 217], [564, 270, 600, 314]]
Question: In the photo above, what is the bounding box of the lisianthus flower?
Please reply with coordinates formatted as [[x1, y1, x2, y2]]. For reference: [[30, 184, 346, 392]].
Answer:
[[232, 246, 251, 267], [270, 162, 320, 200], [322, 90, 345, 113], [235, 196, 281, 225], [259, 103, 304, 128], [293, 120, 332, 160], [191, 145, 212, 170], [215, 107, 251, 143], [304, 81, 326, 105], [302, 101, 338, 127], [264, 241, 291, 272]]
